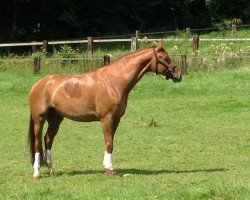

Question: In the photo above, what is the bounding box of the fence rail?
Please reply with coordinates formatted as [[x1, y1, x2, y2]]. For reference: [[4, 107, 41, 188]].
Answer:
[[2, 53, 247, 74], [1, 38, 250, 48], [1, 27, 250, 74], [1, 24, 250, 48]]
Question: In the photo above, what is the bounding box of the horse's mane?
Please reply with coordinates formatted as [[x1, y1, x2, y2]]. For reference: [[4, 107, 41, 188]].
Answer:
[[121, 45, 156, 59], [107, 45, 156, 65], [86, 45, 157, 73]]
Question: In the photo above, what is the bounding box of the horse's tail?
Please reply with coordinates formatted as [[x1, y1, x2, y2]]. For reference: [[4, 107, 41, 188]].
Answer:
[[28, 114, 44, 166]]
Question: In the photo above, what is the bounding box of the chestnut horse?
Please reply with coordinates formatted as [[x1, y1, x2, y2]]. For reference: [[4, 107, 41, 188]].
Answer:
[[28, 41, 182, 178]]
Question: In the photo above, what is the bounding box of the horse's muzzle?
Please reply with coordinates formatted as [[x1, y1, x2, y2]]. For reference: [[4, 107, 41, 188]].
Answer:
[[166, 74, 182, 82], [172, 74, 182, 82]]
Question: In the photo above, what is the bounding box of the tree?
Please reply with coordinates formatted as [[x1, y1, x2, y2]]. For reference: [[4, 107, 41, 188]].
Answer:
[[0, 0, 249, 42], [205, 0, 250, 24]]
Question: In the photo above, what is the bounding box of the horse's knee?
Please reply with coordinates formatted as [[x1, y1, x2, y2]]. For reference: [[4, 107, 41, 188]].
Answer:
[[105, 142, 113, 153]]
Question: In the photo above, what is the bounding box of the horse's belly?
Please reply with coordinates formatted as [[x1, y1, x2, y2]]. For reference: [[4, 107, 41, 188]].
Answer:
[[55, 106, 100, 122], [65, 113, 99, 122], [53, 97, 99, 122]]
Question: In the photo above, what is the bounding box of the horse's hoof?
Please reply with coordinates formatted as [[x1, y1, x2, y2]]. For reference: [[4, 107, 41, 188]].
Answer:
[[105, 169, 116, 176], [49, 168, 57, 176], [33, 172, 40, 179]]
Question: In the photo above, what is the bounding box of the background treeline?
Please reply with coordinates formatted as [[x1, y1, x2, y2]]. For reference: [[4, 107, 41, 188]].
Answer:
[[1, 0, 250, 42]]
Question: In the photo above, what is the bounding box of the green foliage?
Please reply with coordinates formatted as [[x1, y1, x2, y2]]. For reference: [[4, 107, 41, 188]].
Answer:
[[205, 0, 249, 24], [31, 51, 47, 59], [55, 45, 79, 58], [187, 42, 250, 71], [1, 0, 249, 41], [215, 18, 242, 31]]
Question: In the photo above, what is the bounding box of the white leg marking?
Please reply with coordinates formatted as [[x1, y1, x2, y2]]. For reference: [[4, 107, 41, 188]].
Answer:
[[45, 149, 52, 167], [103, 151, 114, 170], [33, 152, 40, 178], [45, 149, 56, 176]]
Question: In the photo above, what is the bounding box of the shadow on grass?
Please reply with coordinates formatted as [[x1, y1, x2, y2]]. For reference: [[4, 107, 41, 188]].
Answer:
[[57, 168, 228, 177], [117, 168, 228, 175]]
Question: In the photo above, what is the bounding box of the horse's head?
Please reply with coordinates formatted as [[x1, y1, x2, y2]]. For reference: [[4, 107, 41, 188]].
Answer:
[[151, 41, 182, 82]]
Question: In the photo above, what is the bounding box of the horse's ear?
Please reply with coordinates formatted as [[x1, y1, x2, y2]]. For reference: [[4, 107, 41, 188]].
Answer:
[[156, 40, 164, 50]]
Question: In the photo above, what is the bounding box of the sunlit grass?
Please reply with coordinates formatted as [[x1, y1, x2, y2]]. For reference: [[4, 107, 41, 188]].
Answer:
[[0, 68, 249, 199]]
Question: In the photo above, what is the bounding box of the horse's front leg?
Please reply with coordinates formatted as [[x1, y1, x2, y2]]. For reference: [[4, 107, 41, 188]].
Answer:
[[101, 115, 120, 175]]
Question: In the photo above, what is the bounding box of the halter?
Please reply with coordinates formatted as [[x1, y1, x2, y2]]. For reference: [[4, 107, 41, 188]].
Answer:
[[153, 48, 177, 75]]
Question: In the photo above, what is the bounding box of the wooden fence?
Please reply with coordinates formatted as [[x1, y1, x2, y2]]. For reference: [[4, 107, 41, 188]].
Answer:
[[1, 27, 250, 74], [1, 26, 250, 52]]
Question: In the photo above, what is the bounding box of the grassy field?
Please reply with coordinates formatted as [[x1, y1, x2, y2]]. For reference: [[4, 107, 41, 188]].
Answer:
[[0, 67, 249, 199]]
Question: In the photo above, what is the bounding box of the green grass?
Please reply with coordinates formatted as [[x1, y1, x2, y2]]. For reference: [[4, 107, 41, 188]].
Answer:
[[0, 68, 249, 199]]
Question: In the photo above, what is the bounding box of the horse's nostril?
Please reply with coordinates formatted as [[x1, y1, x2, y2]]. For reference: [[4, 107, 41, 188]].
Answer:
[[172, 74, 182, 82]]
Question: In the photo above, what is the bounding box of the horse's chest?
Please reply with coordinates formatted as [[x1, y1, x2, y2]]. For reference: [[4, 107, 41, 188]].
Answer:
[[95, 91, 128, 117]]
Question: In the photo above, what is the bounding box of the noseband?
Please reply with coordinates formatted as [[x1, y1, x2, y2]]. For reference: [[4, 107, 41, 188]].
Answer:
[[153, 48, 177, 75]]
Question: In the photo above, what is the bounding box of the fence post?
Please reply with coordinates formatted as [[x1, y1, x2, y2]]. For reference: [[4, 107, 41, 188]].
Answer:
[[180, 54, 188, 75], [41, 40, 48, 55], [34, 57, 41, 73], [131, 37, 137, 52], [192, 34, 199, 55], [52, 41, 56, 54], [87, 37, 93, 58], [231, 24, 237, 38], [32, 41, 36, 53], [186, 28, 191, 38], [131, 30, 140, 51], [103, 54, 111, 65], [135, 30, 140, 49]]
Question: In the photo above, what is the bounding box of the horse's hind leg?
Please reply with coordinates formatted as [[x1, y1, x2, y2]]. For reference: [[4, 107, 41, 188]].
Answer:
[[32, 118, 46, 179], [44, 108, 63, 176]]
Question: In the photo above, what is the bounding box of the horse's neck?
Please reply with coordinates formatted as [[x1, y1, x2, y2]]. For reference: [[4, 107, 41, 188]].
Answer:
[[108, 49, 153, 92]]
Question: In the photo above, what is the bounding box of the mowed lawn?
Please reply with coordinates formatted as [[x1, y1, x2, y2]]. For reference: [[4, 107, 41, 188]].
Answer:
[[0, 68, 249, 199]]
